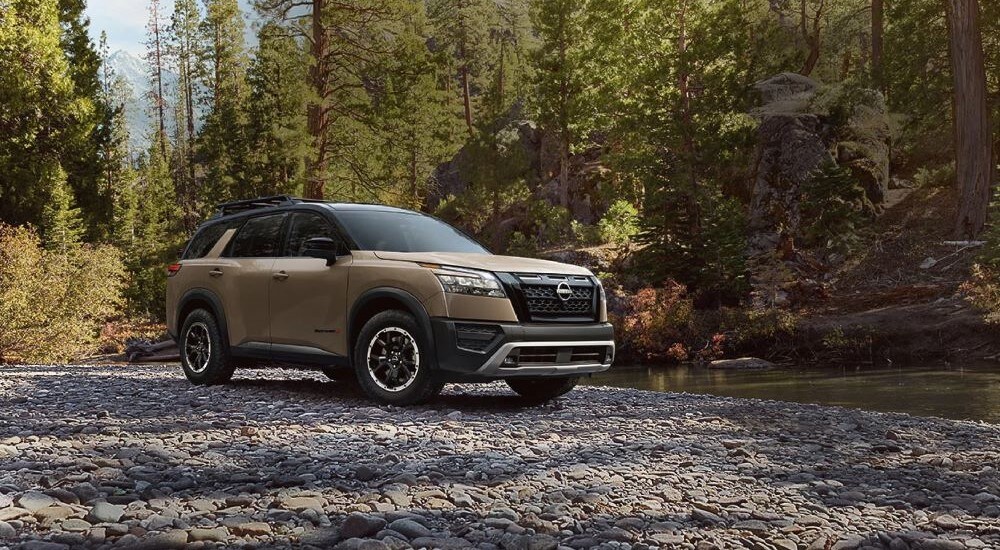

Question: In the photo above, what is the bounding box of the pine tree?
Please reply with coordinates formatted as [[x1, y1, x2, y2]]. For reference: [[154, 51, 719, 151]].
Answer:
[[41, 162, 85, 254], [427, 0, 498, 136], [531, 0, 589, 209], [169, 0, 203, 218], [242, 21, 311, 198], [56, 0, 110, 238], [98, 31, 140, 246], [146, 0, 170, 159], [0, 0, 94, 229], [198, 0, 249, 208], [370, 9, 463, 208]]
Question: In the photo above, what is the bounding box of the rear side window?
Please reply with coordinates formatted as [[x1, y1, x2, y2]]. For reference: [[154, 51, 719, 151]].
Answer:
[[183, 222, 231, 259], [286, 212, 339, 256], [226, 214, 287, 258]]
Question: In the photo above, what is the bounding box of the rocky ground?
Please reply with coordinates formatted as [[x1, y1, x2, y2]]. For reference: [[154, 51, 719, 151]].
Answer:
[[1, 365, 998, 550]]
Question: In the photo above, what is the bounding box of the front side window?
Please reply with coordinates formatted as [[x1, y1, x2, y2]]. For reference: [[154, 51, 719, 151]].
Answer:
[[286, 212, 338, 256], [336, 211, 488, 254], [226, 213, 286, 258]]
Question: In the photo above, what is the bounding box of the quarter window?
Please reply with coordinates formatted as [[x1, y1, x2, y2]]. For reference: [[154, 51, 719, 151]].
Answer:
[[226, 214, 286, 258], [183, 220, 240, 259]]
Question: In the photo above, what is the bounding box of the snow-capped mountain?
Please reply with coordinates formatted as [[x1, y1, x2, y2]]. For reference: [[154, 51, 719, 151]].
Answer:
[[105, 49, 181, 154]]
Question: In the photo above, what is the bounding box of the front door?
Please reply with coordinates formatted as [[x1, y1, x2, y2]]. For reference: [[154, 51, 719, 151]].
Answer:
[[268, 211, 351, 358]]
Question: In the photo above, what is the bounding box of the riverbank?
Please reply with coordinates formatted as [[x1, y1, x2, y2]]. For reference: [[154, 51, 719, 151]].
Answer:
[[1, 365, 998, 550]]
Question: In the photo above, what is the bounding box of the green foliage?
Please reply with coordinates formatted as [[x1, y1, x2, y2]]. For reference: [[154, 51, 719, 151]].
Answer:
[[963, 265, 1000, 324], [0, 0, 95, 229], [636, 185, 748, 301], [800, 162, 867, 253], [598, 200, 639, 246], [240, 22, 310, 199], [0, 224, 125, 363], [40, 163, 85, 252], [121, 137, 184, 318], [913, 163, 955, 189]]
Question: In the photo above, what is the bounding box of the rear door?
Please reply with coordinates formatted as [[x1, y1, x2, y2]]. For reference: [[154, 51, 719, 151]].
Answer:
[[268, 211, 352, 357], [217, 212, 288, 349]]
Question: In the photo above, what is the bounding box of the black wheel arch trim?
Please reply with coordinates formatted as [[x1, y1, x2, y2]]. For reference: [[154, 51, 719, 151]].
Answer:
[[177, 288, 230, 353], [349, 287, 437, 369]]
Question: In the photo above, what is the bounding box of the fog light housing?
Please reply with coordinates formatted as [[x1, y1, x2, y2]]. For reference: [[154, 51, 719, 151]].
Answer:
[[502, 355, 518, 366]]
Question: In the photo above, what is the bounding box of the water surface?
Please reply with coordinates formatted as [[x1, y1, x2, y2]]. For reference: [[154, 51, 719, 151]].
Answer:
[[584, 363, 1000, 423]]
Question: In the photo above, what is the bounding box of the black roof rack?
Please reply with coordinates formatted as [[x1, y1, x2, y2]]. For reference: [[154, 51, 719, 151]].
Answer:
[[214, 195, 303, 217]]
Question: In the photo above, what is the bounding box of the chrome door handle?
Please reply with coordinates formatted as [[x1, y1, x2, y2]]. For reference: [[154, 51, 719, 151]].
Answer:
[[209, 269, 223, 278], [273, 271, 289, 281]]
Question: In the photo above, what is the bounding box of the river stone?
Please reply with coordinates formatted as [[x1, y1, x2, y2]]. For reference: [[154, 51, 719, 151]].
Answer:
[[18, 492, 57, 513], [21, 542, 70, 550], [708, 357, 775, 370], [280, 496, 324, 511], [189, 526, 229, 542], [140, 529, 188, 549], [86, 502, 124, 523], [233, 522, 272, 536], [35, 505, 74, 525], [0, 520, 15, 539], [60, 518, 92, 532], [387, 518, 431, 539], [341, 512, 387, 538], [692, 508, 725, 524], [916, 541, 965, 550], [0, 507, 30, 521]]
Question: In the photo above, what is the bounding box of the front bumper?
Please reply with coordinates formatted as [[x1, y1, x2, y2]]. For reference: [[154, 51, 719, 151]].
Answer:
[[431, 319, 615, 380]]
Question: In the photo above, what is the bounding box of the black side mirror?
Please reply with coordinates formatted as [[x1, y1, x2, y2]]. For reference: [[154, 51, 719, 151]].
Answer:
[[302, 237, 348, 265]]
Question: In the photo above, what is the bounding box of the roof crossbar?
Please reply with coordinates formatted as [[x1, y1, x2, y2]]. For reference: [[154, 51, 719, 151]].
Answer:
[[215, 195, 296, 216]]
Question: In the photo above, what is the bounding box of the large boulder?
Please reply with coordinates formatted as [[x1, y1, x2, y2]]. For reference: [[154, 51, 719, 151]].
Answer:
[[748, 73, 834, 256], [747, 73, 891, 306], [749, 76, 891, 245]]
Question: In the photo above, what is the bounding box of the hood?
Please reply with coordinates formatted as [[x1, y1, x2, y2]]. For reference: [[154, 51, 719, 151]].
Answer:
[[372, 251, 593, 276]]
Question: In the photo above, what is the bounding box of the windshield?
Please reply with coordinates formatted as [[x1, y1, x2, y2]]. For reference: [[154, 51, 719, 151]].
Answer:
[[336, 210, 489, 254]]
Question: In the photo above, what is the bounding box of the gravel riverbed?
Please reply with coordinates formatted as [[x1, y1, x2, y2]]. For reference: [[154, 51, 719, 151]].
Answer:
[[1, 364, 998, 550]]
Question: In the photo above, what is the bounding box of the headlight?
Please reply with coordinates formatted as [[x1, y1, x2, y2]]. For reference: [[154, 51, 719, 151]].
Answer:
[[434, 267, 506, 298]]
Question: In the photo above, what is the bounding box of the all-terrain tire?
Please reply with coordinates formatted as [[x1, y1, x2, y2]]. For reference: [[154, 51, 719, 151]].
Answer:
[[179, 308, 235, 385], [353, 310, 443, 405], [506, 376, 579, 403]]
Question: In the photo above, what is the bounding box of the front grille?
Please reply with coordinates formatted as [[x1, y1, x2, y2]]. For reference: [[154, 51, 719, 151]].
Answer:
[[507, 274, 598, 322]]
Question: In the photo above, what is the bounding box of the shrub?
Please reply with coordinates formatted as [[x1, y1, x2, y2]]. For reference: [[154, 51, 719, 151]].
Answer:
[[0, 224, 126, 363], [962, 265, 1000, 324], [617, 281, 694, 361], [598, 200, 640, 246], [800, 162, 867, 254], [913, 163, 955, 189]]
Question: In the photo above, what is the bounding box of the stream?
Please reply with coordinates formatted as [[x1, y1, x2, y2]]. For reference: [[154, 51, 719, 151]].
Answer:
[[584, 362, 1000, 423]]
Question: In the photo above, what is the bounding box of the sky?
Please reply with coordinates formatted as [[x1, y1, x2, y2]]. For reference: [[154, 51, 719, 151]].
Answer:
[[84, 0, 257, 57], [84, 0, 151, 56]]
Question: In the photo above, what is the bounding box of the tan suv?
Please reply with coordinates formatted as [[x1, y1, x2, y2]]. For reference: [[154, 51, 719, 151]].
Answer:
[[166, 196, 614, 405]]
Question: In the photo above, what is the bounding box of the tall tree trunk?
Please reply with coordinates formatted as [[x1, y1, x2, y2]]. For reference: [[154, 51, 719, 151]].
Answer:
[[799, 0, 824, 76], [677, 0, 700, 236], [557, 9, 569, 209], [150, 0, 167, 160], [457, 0, 474, 135], [460, 49, 474, 134], [306, 0, 329, 199], [946, 0, 994, 238], [871, 0, 884, 91]]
